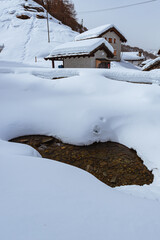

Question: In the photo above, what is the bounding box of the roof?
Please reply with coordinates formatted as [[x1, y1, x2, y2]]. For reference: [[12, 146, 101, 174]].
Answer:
[[141, 58, 153, 66], [75, 24, 127, 42], [121, 52, 145, 61], [142, 57, 160, 71], [45, 38, 114, 59]]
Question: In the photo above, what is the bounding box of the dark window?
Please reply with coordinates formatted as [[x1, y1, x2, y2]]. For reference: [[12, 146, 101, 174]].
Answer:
[[108, 38, 112, 43]]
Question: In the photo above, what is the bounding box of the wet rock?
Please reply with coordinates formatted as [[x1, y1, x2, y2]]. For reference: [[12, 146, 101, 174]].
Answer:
[[16, 14, 30, 20], [10, 135, 154, 187]]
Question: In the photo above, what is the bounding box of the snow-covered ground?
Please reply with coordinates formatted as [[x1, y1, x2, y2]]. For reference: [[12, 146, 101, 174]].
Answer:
[[1, 59, 160, 239], [1, 0, 160, 239]]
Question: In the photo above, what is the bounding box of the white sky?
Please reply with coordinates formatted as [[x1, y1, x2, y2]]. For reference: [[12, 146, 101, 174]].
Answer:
[[73, 0, 160, 51]]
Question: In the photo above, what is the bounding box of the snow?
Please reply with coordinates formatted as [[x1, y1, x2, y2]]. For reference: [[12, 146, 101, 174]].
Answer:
[[142, 56, 160, 71], [0, 0, 77, 63], [121, 52, 145, 61], [46, 38, 114, 58], [2, 150, 160, 240], [1, 0, 160, 239], [75, 24, 126, 41], [141, 58, 153, 66], [1, 60, 160, 239]]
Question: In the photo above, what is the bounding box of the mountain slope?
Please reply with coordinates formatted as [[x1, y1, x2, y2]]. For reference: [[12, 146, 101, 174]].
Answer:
[[0, 0, 78, 63]]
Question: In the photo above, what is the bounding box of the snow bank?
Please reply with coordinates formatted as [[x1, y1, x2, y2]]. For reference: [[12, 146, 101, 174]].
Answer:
[[1, 151, 160, 240], [1, 59, 160, 240]]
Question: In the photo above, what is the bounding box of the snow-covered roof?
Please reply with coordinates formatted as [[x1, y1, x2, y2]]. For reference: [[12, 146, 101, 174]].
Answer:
[[142, 57, 160, 71], [75, 24, 127, 42], [121, 52, 145, 61], [46, 38, 114, 59], [141, 58, 152, 65]]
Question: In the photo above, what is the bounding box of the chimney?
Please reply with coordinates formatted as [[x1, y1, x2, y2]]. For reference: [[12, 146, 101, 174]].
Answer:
[[139, 51, 142, 57]]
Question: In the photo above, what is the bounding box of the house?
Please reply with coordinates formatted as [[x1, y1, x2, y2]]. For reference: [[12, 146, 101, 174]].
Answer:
[[75, 24, 127, 61], [121, 51, 145, 66], [142, 57, 160, 71], [45, 38, 114, 68]]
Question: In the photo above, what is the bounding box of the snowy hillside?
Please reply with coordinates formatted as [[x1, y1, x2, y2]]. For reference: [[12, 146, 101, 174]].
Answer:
[[0, 0, 77, 63]]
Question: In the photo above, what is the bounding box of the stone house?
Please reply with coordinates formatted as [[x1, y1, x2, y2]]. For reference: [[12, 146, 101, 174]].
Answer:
[[75, 24, 127, 62], [45, 38, 114, 68]]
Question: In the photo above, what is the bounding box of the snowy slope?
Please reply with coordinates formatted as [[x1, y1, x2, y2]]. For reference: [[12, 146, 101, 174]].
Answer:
[[0, 0, 77, 63]]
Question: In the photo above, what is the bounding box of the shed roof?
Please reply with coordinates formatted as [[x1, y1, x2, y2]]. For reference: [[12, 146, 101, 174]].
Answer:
[[75, 24, 127, 42], [121, 52, 145, 61], [142, 57, 160, 71], [45, 38, 114, 60]]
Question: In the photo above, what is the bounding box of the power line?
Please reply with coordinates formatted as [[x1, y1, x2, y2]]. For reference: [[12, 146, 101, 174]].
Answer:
[[78, 0, 158, 14]]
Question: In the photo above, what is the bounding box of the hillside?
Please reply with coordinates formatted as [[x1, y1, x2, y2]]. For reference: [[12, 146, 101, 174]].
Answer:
[[34, 0, 87, 33], [0, 0, 78, 63]]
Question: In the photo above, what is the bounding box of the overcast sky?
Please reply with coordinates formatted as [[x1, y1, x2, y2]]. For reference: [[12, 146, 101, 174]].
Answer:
[[72, 0, 160, 51]]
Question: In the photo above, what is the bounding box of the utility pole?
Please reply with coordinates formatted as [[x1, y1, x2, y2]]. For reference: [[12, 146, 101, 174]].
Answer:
[[43, 0, 50, 43]]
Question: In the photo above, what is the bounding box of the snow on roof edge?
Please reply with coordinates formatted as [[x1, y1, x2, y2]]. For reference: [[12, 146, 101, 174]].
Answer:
[[75, 24, 127, 42], [46, 38, 114, 59]]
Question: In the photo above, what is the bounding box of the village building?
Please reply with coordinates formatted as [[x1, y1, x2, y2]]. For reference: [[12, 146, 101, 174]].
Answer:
[[142, 57, 160, 71], [45, 24, 127, 68], [45, 38, 114, 68], [75, 24, 127, 62], [121, 51, 145, 66]]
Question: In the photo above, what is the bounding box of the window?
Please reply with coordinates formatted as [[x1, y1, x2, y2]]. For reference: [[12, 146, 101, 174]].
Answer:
[[114, 50, 117, 56], [108, 38, 112, 43], [114, 38, 116, 44]]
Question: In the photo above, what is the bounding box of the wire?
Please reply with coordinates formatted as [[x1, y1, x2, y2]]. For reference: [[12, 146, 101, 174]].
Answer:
[[78, 0, 158, 14]]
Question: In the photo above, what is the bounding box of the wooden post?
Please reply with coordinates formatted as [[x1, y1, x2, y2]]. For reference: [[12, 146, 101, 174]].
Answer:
[[52, 60, 55, 68]]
